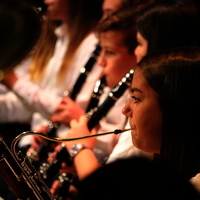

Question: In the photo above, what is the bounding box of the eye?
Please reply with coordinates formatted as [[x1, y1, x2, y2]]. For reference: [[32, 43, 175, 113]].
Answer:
[[131, 96, 140, 103], [105, 50, 116, 55]]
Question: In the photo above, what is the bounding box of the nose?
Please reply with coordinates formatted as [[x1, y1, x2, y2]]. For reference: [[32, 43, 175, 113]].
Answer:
[[97, 51, 106, 67], [122, 98, 132, 118]]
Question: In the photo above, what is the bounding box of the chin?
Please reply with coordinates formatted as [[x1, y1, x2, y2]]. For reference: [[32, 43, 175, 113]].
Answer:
[[131, 129, 137, 139], [131, 132, 139, 147], [132, 139, 142, 151]]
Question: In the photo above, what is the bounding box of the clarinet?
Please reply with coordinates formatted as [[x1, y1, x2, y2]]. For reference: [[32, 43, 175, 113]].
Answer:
[[87, 68, 134, 129], [39, 143, 73, 186], [53, 172, 73, 200], [0, 136, 56, 200], [39, 69, 134, 192], [39, 76, 107, 185], [86, 76, 106, 113], [27, 44, 101, 164], [67, 44, 101, 100]]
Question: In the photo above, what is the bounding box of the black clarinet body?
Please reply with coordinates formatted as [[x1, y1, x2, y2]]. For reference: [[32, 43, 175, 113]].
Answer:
[[27, 121, 60, 169], [67, 44, 101, 100], [0, 136, 55, 200], [39, 143, 73, 186], [53, 173, 73, 200], [86, 76, 106, 113]]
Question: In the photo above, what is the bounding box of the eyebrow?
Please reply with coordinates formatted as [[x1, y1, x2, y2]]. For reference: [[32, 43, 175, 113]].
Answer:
[[130, 88, 143, 93]]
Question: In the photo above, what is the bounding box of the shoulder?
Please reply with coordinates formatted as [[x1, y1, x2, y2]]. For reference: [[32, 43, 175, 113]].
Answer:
[[80, 32, 98, 50]]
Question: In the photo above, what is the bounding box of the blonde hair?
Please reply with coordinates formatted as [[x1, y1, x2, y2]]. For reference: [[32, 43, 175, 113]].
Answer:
[[29, 19, 57, 82], [29, 0, 103, 85]]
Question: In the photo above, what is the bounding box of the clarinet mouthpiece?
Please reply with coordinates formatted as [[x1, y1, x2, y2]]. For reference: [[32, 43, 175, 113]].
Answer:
[[113, 128, 132, 134]]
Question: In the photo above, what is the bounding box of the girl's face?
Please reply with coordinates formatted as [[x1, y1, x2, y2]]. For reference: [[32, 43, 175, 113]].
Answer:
[[134, 31, 148, 63], [98, 30, 136, 88], [44, 0, 69, 21], [122, 68, 162, 153]]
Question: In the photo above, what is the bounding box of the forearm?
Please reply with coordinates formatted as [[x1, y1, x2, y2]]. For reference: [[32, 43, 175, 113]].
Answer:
[[73, 148, 101, 180], [63, 116, 101, 179]]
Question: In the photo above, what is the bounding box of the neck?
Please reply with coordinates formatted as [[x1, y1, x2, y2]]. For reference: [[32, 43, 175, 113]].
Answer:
[[61, 22, 68, 34]]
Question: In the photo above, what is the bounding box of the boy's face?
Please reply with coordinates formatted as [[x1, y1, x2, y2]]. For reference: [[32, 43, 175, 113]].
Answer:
[[98, 30, 136, 88]]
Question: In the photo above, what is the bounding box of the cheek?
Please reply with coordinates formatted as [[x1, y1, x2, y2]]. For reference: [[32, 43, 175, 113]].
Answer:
[[131, 104, 162, 153], [105, 59, 123, 77], [114, 56, 133, 76]]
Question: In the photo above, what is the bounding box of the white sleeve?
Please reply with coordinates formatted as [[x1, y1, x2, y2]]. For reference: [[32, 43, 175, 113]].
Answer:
[[12, 78, 62, 118], [0, 91, 32, 123]]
